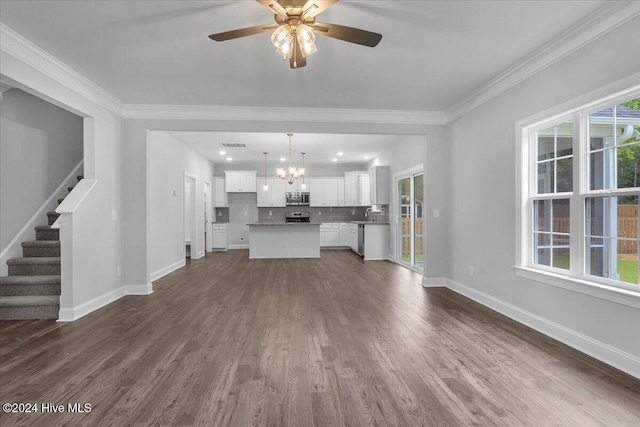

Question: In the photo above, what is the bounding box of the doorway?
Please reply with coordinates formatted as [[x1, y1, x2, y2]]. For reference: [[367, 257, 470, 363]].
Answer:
[[184, 173, 197, 258], [204, 181, 212, 252], [397, 168, 424, 272]]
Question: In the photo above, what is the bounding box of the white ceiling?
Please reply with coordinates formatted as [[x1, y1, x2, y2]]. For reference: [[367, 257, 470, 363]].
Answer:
[[0, 0, 611, 165], [166, 131, 408, 166], [0, 0, 608, 110]]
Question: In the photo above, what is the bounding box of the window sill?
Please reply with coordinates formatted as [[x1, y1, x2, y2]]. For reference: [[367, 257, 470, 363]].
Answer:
[[514, 266, 640, 309]]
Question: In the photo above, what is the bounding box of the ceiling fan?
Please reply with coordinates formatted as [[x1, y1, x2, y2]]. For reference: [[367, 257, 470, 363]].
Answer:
[[208, 0, 382, 69]]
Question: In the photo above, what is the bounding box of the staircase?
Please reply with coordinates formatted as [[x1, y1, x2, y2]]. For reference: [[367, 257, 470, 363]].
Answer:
[[0, 176, 82, 320]]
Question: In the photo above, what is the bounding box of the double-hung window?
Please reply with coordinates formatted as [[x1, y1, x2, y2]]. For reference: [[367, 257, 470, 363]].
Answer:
[[517, 85, 640, 302]]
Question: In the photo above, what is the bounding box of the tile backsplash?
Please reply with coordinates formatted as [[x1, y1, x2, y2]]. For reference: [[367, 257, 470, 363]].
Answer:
[[257, 206, 388, 223]]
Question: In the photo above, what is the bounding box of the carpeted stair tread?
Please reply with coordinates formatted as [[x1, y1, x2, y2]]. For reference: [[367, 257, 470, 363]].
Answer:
[[0, 295, 59, 307], [0, 275, 61, 296], [22, 241, 60, 248], [35, 225, 56, 232], [0, 295, 59, 319], [47, 211, 60, 225], [0, 275, 61, 285], [57, 198, 65, 204], [21, 240, 60, 257], [7, 257, 61, 265]]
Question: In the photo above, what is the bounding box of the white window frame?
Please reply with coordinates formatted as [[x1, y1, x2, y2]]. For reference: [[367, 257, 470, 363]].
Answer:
[[515, 76, 640, 309]]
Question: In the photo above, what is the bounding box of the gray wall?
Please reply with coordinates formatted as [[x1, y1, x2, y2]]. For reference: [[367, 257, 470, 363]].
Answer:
[[148, 131, 214, 277], [446, 15, 640, 358], [0, 88, 83, 249]]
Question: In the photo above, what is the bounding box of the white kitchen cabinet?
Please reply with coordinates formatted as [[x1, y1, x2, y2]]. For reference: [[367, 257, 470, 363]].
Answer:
[[348, 223, 358, 251], [309, 178, 341, 207], [345, 171, 370, 206], [320, 223, 340, 247], [256, 178, 286, 207], [369, 165, 390, 205], [212, 223, 228, 250], [336, 177, 345, 206], [213, 177, 228, 207], [339, 223, 350, 246], [357, 174, 370, 206], [225, 171, 257, 192]]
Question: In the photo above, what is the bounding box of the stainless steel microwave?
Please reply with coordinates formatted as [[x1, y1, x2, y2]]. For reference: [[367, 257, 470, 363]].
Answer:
[[286, 192, 310, 206]]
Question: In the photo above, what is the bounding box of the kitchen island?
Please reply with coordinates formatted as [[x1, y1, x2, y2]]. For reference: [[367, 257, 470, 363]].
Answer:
[[248, 222, 321, 259]]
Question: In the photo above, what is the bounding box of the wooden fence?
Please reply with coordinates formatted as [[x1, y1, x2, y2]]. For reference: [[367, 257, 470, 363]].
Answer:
[[551, 205, 637, 254], [401, 218, 423, 256]]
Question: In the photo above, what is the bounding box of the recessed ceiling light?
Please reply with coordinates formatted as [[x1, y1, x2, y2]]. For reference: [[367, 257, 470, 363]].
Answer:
[[219, 150, 226, 155], [226, 157, 232, 161], [364, 155, 370, 160], [332, 158, 337, 162], [337, 151, 343, 156], [280, 157, 286, 162]]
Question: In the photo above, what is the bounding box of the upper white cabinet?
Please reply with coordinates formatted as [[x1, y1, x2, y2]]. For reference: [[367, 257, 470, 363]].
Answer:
[[309, 178, 344, 207], [225, 171, 257, 193], [345, 171, 370, 206], [257, 178, 286, 207], [357, 174, 370, 206], [369, 165, 390, 205], [213, 177, 228, 207]]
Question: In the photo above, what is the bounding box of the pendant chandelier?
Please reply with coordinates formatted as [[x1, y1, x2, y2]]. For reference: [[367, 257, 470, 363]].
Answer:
[[262, 152, 269, 191], [276, 133, 305, 185]]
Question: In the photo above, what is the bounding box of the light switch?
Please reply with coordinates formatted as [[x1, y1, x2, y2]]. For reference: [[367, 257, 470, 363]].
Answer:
[[433, 209, 440, 218]]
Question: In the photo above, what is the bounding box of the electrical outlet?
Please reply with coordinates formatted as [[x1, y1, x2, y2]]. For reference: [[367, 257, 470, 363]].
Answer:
[[218, 211, 222, 216], [269, 211, 272, 216], [318, 211, 321, 215], [433, 209, 440, 218], [112, 210, 118, 221], [116, 266, 122, 276], [468, 266, 474, 276]]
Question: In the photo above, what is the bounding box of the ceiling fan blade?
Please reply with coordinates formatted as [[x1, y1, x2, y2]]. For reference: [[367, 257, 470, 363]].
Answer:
[[290, 40, 307, 69], [255, 0, 288, 19], [301, 0, 339, 19], [209, 24, 277, 41], [312, 22, 382, 47]]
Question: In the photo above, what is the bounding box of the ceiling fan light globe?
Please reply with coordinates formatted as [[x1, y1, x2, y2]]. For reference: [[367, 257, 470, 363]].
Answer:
[[276, 41, 293, 59], [296, 24, 317, 57], [271, 25, 292, 49]]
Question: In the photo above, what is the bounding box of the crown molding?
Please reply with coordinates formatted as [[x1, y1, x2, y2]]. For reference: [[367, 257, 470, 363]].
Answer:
[[121, 104, 447, 125], [445, 1, 640, 123], [0, 23, 125, 116]]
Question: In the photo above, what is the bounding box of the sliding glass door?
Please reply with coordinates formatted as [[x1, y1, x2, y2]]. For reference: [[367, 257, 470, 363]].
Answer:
[[398, 171, 424, 271]]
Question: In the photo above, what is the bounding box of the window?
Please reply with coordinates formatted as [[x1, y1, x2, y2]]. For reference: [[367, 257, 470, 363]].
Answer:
[[517, 87, 640, 301]]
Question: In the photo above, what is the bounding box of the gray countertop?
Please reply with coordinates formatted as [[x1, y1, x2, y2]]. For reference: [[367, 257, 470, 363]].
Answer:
[[348, 221, 390, 225], [248, 222, 322, 226]]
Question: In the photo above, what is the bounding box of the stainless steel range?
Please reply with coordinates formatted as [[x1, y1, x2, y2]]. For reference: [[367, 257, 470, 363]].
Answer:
[[285, 212, 310, 223]]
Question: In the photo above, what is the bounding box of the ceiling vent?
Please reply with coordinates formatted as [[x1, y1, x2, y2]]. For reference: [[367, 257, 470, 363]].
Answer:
[[222, 143, 246, 148]]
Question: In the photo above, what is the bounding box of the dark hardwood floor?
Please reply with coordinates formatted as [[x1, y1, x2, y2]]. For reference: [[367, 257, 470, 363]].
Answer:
[[1, 250, 639, 426]]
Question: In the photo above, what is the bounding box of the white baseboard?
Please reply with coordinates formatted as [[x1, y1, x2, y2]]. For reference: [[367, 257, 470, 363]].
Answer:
[[195, 250, 205, 259], [229, 244, 249, 250], [150, 259, 185, 282], [444, 278, 640, 379], [125, 283, 154, 295], [58, 286, 125, 322], [422, 277, 446, 287]]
